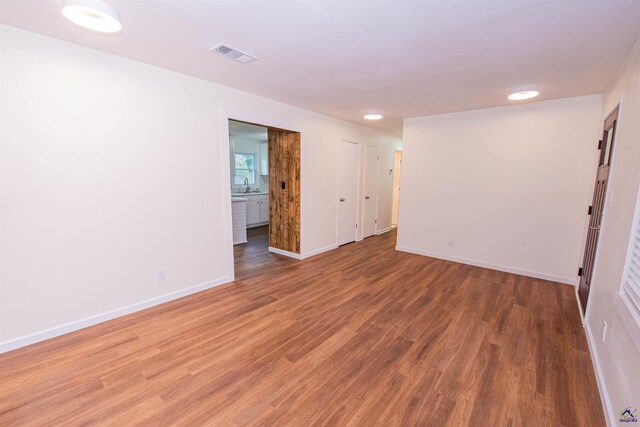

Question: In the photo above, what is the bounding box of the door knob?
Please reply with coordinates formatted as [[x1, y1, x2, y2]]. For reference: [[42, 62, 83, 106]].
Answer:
[[365, 196, 370, 199], [340, 198, 345, 202]]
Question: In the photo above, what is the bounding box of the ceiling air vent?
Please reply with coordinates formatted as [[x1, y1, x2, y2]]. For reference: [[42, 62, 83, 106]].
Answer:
[[210, 43, 257, 64]]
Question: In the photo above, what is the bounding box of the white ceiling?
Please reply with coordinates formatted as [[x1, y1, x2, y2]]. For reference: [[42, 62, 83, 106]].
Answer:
[[229, 120, 268, 141], [2, 1, 639, 136]]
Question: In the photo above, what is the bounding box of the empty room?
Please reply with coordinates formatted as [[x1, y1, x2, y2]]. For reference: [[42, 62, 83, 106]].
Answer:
[[1, 1, 639, 426]]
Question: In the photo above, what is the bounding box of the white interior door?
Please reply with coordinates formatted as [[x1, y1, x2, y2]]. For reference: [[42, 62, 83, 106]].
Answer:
[[363, 145, 379, 238], [338, 141, 359, 246]]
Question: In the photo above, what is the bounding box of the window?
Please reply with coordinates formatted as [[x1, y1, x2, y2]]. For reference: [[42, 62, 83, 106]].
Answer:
[[234, 153, 256, 186], [615, 181, 640, 352]]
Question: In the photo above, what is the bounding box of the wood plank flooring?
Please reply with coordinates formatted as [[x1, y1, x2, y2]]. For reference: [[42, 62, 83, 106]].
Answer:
[[0, 230, 604, 426]]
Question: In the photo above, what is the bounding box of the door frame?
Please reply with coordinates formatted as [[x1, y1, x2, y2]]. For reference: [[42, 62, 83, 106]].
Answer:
[[218, 110, 306, 280], [392, 149, 402, 227], [577, 104, 620, 318], [362, 144, 380, 238], [335, 139, 361, 246]]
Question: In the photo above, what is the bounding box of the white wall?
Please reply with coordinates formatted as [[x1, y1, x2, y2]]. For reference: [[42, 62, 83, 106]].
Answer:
[[586, 35, 640, 426], [0, 26, 400, 350], [397, 95, 603, 284]]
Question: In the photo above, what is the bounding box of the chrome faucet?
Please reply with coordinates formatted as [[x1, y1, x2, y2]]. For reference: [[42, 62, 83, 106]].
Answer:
[[244, 177, 250, 193]]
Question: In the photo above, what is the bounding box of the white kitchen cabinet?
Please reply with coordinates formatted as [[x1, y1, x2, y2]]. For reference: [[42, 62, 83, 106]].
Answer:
[[259, 196, 269, 222], [246, 199, 261, 225], [246, 194, 269, 227]]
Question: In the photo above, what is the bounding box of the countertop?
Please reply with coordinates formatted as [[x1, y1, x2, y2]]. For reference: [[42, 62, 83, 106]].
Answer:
[[231, 192, 268, 197]]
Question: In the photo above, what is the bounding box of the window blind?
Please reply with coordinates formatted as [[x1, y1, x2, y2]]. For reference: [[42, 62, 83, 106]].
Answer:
[[616, 187, 640, 352], [621, 217, 640, 319]]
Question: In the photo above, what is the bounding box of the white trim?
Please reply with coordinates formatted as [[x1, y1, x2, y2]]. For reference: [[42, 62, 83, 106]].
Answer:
[[268, 246, 303, 260], [0, 276, 231, 354], [395, 245, 577, 285], [301, 244, 338, 259], [247, 222, 268, 228], [376, 226, 392, 235], [218, 111, 236, 282], [575, 285, 586, 325], [584, 320, 615, 427]]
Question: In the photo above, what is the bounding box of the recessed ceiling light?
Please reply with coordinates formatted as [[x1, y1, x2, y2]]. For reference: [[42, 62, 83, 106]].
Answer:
[[508, 86, 540, 101], [62, 0, 122, 33], [364, 114, 383, 120]]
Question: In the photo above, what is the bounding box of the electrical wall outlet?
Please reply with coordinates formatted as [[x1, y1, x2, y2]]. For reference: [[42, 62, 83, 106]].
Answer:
[[601, 321, 608, 342], [448, 238, 455, 247], [157, 268, 167, 282]]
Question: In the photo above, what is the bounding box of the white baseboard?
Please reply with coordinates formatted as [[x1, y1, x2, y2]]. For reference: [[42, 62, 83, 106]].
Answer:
[[376, 226, 392, 235], [301, 244, 338, 259], [247, 222, 268, 229], [394, 245, 577, 285], [575, 285, 586, 324], [0, 275, 231, 354], [584, 321, 614, 427], [268, 245, 339, 261], [268, 246, 302, 260]]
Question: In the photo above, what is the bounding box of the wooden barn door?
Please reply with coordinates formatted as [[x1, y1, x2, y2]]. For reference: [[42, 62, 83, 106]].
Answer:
[[578, 106, 619, 311], [268, 128, 301, 254]]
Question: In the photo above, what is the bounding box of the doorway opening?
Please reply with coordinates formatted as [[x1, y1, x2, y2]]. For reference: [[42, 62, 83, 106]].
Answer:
[[578, 105, 619, 313], [228, 119, 301, 278], [392, 150, 402, 227]]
